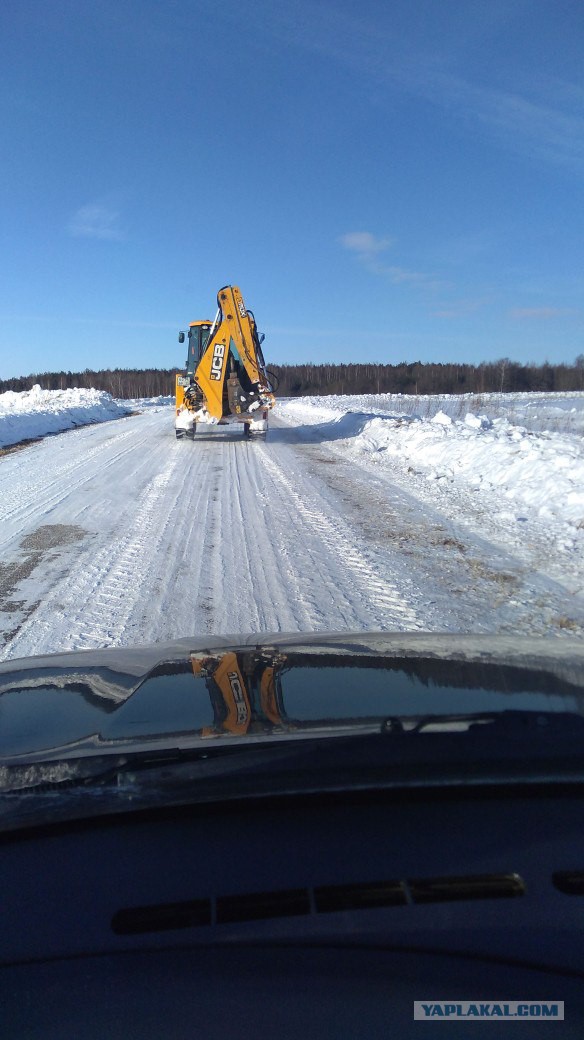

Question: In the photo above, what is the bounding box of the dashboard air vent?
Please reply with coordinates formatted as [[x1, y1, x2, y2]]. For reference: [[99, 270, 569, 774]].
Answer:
[[552, 871, 584, 895], [112, 872, 524, 936]]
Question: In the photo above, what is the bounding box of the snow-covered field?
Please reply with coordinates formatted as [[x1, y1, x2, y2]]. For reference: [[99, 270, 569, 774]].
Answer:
[[0, 387, 582, 662]]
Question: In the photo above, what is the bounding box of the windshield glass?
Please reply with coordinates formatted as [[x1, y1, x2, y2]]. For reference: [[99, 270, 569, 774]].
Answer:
[[0, 3, 583, 830], [186, 325, 212, 373]]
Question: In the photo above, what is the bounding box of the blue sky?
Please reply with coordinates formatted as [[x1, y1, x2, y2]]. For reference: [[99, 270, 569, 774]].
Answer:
[[1, 0, 583, 378]]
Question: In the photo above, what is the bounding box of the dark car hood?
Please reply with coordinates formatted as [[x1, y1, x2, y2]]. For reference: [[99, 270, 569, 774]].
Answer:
[[1, 631, 584, 760], [1, 632, 584, 831]]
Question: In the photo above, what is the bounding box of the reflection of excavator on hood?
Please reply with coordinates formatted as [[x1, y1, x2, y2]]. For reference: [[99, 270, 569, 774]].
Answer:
[[191, 649, 288, 737], [175, 285, 276, 440]]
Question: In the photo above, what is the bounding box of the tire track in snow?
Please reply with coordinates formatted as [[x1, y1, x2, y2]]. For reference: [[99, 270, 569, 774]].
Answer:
[[0, 439, 184, 657], [61, 470, 179, 648], [0, 419, 143, 544], [256, 442, 422, 630], [219, 440, 322, 633], [0, 417, 423, 657], [171, 437, 319, 636]]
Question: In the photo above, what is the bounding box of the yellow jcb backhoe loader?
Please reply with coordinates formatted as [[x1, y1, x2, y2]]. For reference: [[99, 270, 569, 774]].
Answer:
[[175, 285, 276, 439]]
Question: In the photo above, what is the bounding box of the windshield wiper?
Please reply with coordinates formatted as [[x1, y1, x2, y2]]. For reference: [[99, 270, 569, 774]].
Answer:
[[1, 710, 583, 797]]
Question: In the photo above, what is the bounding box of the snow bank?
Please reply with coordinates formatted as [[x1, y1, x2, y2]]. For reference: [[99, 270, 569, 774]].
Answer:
[[281, 391, 584, 436], [0, 385, 131, 448], [277, 393, 584, 530]]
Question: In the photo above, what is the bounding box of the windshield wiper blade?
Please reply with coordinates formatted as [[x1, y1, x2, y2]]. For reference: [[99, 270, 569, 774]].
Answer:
[[1, 710, 583, 797]]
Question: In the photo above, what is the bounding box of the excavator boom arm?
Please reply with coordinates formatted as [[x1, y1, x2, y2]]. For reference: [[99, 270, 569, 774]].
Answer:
[[195, 286, 274, 421]]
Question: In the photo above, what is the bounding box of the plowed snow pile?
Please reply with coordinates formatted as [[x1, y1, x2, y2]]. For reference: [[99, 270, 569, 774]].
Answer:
[[277, 392, 584, 538], [0, 385, 130, 447]]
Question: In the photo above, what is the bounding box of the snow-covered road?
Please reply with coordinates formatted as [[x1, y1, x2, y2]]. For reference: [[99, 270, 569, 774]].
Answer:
[[1, 396, 583, 662]]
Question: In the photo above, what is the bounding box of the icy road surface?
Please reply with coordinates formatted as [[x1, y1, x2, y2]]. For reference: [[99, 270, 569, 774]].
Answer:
[[0, 399, 583, 661]]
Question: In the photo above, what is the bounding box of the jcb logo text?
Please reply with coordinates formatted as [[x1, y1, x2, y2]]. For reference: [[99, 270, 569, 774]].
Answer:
[[210, 343, 225, 380]]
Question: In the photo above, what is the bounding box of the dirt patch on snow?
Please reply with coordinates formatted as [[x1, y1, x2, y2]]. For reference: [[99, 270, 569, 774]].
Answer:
[[0, 439, 43, 457], [0, 525, 87, 644], [19, 524, 87, 553]]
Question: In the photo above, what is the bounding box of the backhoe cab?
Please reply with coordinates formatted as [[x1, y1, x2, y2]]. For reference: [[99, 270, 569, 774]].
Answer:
[[175, 285, 275, 440]]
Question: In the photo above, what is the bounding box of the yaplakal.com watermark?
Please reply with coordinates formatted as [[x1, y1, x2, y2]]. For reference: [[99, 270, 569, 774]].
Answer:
[[414, 1002, 564, 1020]]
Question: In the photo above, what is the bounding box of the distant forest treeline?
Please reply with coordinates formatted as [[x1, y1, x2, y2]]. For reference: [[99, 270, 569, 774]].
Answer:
[[1, 358, 584, 398]]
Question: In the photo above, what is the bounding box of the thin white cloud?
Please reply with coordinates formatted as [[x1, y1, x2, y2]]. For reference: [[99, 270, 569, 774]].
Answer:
[[251, 4, 584, 172], [509, 307, 579, 320], [387, 266, 432, 286], [68, 203, 125, 241], [339, 231, 394, 260], [340, 231, 443, 290], [414, 71, 584, 171]]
